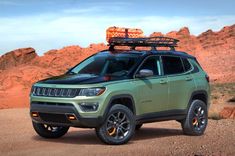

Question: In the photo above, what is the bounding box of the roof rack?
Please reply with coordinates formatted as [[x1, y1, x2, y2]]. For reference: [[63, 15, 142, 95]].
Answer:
[[108, 37, 179, 51]]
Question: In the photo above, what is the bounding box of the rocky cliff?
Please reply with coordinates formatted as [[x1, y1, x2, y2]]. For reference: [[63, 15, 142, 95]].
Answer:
[[0, 24, 234, 109], [150, 24, 235, 82], [0, 47, 37, 70]]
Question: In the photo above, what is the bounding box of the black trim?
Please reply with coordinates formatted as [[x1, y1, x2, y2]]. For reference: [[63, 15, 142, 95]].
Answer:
[[187, 90, 208, 111], [66, 51, 194, 79], [136, 109, 187, 124], [31, 102, 73, 106], [30, 103, 104, 128], [133, 54, 195, 78], [104, 94, 136, 118]]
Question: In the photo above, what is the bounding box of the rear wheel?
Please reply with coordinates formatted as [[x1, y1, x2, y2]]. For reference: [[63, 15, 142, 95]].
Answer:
[[95, 104, 135, 145], [181, 100, 208, 135], [32, 121, 69, 138]]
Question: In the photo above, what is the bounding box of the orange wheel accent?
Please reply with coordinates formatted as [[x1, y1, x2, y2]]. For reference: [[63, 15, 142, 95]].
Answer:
[[108, 127, 116, 136], [192, 118, 198, 125]]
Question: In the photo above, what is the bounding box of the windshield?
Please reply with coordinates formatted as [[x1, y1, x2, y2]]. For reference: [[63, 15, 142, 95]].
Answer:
[[69, 53, 140, 77]]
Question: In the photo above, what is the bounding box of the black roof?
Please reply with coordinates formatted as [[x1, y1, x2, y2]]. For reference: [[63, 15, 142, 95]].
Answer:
[[150, 50, 195, 58], [99, 49, 195, 59]]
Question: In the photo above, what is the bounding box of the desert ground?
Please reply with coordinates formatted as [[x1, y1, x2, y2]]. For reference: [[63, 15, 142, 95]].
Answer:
[[0, 108, 234, 156], [0, 24, 234, 156]]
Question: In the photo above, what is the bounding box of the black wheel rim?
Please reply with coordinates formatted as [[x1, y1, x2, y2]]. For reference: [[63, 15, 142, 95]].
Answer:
[[192, 106, 207, 131], [106, 111, 130, 140], [43, 124, 62, 133]]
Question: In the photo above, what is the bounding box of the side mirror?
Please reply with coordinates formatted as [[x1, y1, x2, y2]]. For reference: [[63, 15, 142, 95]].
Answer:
[[136, 69, 154, 78]]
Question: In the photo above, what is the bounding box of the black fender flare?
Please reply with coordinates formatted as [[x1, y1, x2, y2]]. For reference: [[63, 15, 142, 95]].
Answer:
[[103, 94, 136, 118], [187, 90, 208, 111]]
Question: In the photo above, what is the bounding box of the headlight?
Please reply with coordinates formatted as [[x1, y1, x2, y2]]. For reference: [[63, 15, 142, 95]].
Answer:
[[79, 87, 106, 96]]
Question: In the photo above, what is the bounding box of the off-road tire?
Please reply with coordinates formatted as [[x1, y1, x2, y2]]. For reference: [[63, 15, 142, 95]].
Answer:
[[95, 104, 135, 145], [32, 121, 69, 138], [181, 100, 208, 135]]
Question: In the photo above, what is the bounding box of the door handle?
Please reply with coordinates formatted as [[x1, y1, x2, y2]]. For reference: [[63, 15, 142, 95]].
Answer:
[[185, 76, 192, 81], [160, 79, 167, 84]]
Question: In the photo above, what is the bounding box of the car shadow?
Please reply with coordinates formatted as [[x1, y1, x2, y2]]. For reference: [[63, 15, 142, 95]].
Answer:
[[133, 127, 182, 141], [32, 127, 182, 145], [32, 130, 101, 145]]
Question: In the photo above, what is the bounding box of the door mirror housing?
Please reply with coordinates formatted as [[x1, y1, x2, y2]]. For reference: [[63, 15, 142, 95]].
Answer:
[[136, 69, 154, 78]]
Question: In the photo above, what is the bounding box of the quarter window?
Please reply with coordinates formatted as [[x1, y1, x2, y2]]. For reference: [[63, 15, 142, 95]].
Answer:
[[182, 58, 192, 72], [162, 56, 184, 75]]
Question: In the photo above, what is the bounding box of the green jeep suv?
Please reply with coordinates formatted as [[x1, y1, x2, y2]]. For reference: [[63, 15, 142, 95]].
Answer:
[[30, 37, 210, 145]]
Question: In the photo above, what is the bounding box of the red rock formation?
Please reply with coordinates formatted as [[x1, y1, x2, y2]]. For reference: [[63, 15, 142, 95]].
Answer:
[[219, 107, 235, 119], [0, 44, 107, 109], [150, 32, 164, 37], [0, 47, 37, 70], [0, 25, 234, 109], [33, 44, 107, 72], [150, 24, 235, 83]]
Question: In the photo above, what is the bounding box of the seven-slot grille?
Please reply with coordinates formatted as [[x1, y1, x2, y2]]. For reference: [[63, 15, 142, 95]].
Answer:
[[31, 86, 80, 98]]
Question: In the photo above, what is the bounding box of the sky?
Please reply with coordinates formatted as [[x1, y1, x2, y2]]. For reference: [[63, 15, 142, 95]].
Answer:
[[0, 0, 234, 55]]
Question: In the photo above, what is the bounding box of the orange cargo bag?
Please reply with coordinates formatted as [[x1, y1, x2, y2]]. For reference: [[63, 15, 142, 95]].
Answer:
[[106, 26, 144, 42]]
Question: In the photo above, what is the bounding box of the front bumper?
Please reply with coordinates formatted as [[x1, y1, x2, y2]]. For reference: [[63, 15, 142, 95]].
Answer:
[[30, 102, 104, 128]]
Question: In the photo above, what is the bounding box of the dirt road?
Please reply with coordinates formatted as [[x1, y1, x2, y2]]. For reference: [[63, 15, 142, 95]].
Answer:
[[0, 108, 234, 156]]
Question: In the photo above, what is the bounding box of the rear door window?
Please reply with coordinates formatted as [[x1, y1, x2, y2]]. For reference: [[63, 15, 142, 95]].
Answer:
[[161, 56, 184, 75]]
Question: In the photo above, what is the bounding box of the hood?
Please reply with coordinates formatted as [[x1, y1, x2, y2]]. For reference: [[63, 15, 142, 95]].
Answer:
[[38, 74, 125, 85]]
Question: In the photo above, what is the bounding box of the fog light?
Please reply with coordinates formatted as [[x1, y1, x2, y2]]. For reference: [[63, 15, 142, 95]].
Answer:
[[31, 112, 39, 117], [66, 114, 77, 120], [79, 102, 99, 112]]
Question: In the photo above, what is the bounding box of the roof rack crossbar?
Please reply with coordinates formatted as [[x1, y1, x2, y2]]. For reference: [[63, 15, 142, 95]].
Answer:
[[108, 37, 179, 51]]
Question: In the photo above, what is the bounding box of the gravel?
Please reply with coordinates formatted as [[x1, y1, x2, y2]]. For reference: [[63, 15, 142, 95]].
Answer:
[[0, 108, 234, 156]]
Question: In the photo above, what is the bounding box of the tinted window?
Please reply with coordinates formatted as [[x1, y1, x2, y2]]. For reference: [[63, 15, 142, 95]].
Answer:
[[139, 56, 161, 76], [182, 58, 192, 71], [162, 56, 184, 75], [69, 53, 140, 77]]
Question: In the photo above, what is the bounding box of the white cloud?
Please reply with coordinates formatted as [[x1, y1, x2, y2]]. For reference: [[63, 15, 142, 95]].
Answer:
[[0, 13, 234, 55]]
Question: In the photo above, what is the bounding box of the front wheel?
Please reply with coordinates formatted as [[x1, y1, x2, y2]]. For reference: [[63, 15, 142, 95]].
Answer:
[[181, 100, 208, 135], [95, 104, 136, 145], [32, 121, 69, 138]]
